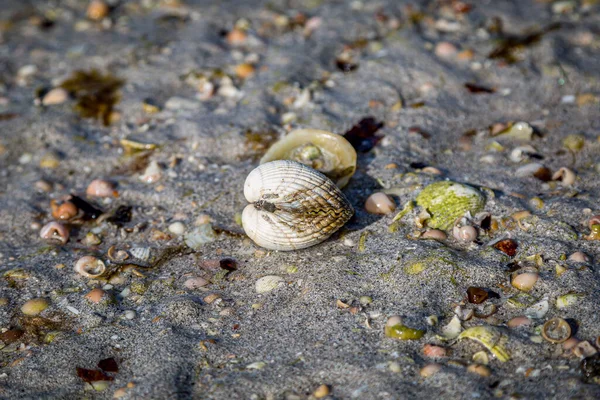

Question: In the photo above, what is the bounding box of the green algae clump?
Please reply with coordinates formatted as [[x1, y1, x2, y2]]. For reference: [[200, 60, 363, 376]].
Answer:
[[416, 181, 485, 230]]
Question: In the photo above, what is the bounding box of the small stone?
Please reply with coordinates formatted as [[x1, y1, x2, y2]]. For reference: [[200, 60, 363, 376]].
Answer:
[[21, 298, 49, 316], [168, 221, 186, 235], [140, 160, 162, 183], [184, 277, 209, 289], [507, 316, 531, 328], [85, 288, 106, 304], [124, 310, 136, 320], [86, 179, 115, 198], [421, 229, 447, 241], [235, 63, 255, 79], [313, 384, 329, 399], [226, 28, 247, 45], [42, 88, 69, 106], [420, 363, 442, 377], [511, 272, 538, 291], [87, 0, 109, 20], [203, 293, 221, 304], [493, 239, 518, 257], [467, 364, 491, 377], [434, 41, 458, 59], [365, 192, 396, 215], [255, 275, 285, 294], [423, 344, 447, 358], [359, 296, 372, 306]]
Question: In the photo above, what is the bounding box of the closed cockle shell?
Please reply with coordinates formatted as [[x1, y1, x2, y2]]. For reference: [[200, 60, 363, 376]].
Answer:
[[242, 160, 353, 251]]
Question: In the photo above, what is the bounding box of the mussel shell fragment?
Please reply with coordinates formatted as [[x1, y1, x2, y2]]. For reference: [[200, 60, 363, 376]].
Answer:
[[242, 160, 353, 251]]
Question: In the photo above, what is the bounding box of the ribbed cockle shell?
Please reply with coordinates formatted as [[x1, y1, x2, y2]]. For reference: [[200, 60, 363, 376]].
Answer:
[[242, 160, 353, 251]]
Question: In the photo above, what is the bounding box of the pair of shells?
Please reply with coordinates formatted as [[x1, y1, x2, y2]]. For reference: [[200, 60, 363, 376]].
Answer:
[[242, 160, 353, 251]]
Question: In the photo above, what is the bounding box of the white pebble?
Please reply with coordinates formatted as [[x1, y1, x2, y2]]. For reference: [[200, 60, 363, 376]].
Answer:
[[168, 221, 186, 235], [124, 310, 136, 320]]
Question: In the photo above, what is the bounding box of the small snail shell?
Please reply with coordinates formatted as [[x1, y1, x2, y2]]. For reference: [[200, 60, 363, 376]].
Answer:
[[242, 160, 353, 251], [74, 256, 106, 278], [260, 129, 357, 188]]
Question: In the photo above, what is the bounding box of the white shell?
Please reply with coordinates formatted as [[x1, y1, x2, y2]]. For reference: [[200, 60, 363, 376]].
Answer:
[[130, 247, 151, 261], [74, 256, 106, 278], [242, 160, 353, 251]]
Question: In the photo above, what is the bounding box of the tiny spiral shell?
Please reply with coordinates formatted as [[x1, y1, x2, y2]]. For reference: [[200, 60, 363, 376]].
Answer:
[[242, 160, 353, 251]]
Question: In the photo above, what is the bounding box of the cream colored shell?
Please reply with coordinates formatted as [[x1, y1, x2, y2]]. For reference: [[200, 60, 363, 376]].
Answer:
[[242, 160, 353, 251], [260, 129, 357, 188]]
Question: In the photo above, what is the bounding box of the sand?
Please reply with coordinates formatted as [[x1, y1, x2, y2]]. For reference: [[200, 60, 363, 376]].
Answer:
[[0, 0, 599, 399]]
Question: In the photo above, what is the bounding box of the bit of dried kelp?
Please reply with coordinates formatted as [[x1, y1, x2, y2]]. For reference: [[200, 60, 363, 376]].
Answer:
[[97, 357, 119, 373], [0, 329, 24, 344], [69, 195, 103, 219], [105, 206, 132, 227], [76, 367, 114, 383], [343, 117, 384, 152], [0, 113, 18, 121], [465, 83, 495, 94], [60, 70, 124, 126], [489, 23, 561, 64]]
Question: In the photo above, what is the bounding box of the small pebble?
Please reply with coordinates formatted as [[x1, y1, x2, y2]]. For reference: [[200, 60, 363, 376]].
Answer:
[[21, 298, 49, 316], [168, 221, 186, 235], [86, 179, 115, 198], [87, 0, 109, 20], [235, 63, 255, 79], [568, 251, 590, 264], [313, 384, 329, 399], [423, 344, 447, 358], [434, 41, 458, 59], [85, 288, 106, 304], [42, 88, 69, 106], [365, 192, 396, 215], [124, 310, 136, 320], [507, 316, 531, 328], [467, 364, 491, 377], [511, 272, 538, 291], [203, 293, 221, 304], [420, 363, 442, 377], [421, 229, 447, 241], [453, 225, 477, 242]]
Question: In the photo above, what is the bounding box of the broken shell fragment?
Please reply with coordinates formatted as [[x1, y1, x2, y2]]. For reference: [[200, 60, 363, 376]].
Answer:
[[511, 271, 538, 291], [86, 179, 116, 198], [242, 160, 353, 251], [259, 129, 357, 188], [415, 181, 485, 230], [552, 167, 576, 186], [420, 363, 442, 377], [365, 192, 396, 214], [457, 326, 510, 362], [453, 225, 478, 242], [74, 256, 106, 278], [541, 318, 571, 344]]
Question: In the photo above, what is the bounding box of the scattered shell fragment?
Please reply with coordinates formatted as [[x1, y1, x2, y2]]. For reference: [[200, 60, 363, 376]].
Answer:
[[515, 163, 552, 181], [168, 222, 186, 235], [493, 238, 518, 256], [420, 363, 442, 378], [184, 277, 209, 290], [556, 293, 584, 309], [467, 287, 488, 304], [260, 129, 357, 188], [365, 192, 396, 215], [86, 179, 116, 198], [441, 315, 462, 339], [85, 288, 106, 304], [140, 160, 162, 183], [574, 341, 598, 359], [541, 318, 571, 344], [184, 224, 216, 249], [74, 256, 106, 278], [242, 161, 353, 251], [40, 221, 69, 244], [552, 167, 576, 186], [255, 275, 285, 294], [415, 181, 485, 230], [524, 298, 549, 319], [496, 121, 533, 141], [458, 326, 510, 362], [563, 134, 585, 152], [473, 351, 489, 365], [21, 298, 49, 316]]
